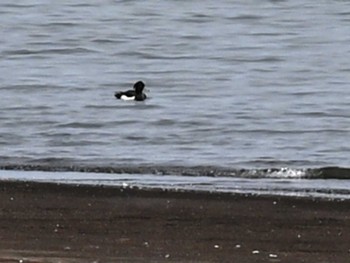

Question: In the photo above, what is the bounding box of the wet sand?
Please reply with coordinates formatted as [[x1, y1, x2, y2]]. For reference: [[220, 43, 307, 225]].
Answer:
[[0, 181, 349, 262]]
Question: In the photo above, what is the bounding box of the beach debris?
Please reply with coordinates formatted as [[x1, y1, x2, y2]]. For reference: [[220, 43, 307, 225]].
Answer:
[[143, 241, 149, 247], [214, 244, 220, 249], [122, 182, 128, 188], [252, 250, 260, 254], [235, 244, 241, 249], [10, 197, 14, 201], [54, 223, 61, 233], [165, 254, 170, 258], [269, 253, 278, 258], [297, 234, 301, 239], [89, 245, 100, 249]]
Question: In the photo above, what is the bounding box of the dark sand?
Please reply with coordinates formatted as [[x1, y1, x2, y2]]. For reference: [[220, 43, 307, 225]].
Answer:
[[0, 181, 349, 262]]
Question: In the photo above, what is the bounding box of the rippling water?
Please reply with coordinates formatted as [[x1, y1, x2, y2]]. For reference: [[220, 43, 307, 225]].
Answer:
[[1, 1, 350, 196]]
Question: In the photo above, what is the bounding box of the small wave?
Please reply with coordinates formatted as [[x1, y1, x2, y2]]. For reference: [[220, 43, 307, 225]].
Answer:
[[313, 167, 350, 180], [226, 56, 285, 63], [226, 14, 265, 21], [44, 22, 79, 27], [0, 84, 64, 91], [91, 38, 127, 44], [1, 105, 51, 111], [114, 51, 197, 60], [55, 122, 105, 129], [0, 161, 349, 180], [2, 4, 37, 8], [3, 47, 97, 57]]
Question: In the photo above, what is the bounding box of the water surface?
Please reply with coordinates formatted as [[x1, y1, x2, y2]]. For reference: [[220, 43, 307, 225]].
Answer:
[[1, 1, 350, 196]]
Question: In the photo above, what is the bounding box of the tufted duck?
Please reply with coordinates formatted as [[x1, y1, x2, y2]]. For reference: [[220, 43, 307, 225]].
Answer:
[[114, 81, 147, 101]]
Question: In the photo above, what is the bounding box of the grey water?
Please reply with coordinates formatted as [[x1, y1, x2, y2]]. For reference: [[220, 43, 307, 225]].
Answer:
[[1, 1, 350, 196]]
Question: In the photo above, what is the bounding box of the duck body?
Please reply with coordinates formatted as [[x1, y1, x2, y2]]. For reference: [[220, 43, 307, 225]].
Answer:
[[115, 81, 147, 101], [115, 90, 138, 100]]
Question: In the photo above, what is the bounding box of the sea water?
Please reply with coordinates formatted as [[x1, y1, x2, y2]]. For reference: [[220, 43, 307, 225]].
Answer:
[[1, 1, 350, 198]]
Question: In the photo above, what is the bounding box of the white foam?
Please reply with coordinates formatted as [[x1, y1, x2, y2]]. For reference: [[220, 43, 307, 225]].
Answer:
[[266, 168, 306, 178]]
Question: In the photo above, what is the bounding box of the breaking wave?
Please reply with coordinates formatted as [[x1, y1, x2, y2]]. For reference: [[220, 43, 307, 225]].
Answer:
[[0, 162, 349, 180]]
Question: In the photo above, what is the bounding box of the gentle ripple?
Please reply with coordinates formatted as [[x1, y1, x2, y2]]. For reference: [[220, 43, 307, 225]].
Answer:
[[1, 0, 350, 170]]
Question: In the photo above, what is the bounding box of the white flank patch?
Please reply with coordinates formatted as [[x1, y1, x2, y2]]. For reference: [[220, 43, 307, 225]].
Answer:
[[120, 95, 135, 101]]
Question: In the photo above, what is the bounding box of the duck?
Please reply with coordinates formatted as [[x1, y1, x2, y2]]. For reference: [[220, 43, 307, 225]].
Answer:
[[114, 81, 147, 101]]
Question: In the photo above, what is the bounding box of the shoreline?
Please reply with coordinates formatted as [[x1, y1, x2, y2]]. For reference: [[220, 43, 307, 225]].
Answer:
[[1, 180, 349, 262]]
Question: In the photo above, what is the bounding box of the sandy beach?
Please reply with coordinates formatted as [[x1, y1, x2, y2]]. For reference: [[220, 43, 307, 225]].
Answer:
[[0, 181, 349, 262]]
